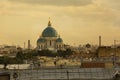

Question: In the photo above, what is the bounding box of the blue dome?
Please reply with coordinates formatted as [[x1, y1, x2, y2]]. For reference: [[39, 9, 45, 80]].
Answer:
[[42, 26, 58, 37], [37, 38, 45, 43], [56, 38, 63, 43]]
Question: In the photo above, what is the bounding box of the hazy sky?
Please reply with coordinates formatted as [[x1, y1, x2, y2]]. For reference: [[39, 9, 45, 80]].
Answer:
[[0, 0, 120, 47]]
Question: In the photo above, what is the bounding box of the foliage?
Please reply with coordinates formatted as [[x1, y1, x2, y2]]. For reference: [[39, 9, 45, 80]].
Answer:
[[57, 49, 73, 57], [0, 49, 73, 65], [0, 56, 24, 64], [36, 49, 73, 57], [16, 51, 24, 59]]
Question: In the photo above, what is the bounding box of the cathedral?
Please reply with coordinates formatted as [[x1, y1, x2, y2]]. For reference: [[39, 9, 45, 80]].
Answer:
[[37, 20, 65, 51]]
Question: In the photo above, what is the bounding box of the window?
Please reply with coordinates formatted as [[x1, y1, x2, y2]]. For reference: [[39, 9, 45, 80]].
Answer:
[[50, 40, 52, 46]]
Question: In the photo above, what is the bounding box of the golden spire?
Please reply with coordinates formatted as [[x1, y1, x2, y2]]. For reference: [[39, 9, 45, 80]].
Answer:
[[58, 34, 60, 38], [48, 17, 51, 26]]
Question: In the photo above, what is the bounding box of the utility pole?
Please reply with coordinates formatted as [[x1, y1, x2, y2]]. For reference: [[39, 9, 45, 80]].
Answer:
[[66, 70, 69, 80], [113, 40, 120, 67], [113, 40, 116, 67]]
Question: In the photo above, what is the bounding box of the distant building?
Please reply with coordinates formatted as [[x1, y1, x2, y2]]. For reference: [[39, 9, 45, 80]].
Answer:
[[37, 20, 65, 51], [97, 46, 120, 58], [0, 45, 17, 57]]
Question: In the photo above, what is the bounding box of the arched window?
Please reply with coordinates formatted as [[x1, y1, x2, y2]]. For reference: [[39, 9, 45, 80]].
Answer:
[[50, 40, 52, 46]]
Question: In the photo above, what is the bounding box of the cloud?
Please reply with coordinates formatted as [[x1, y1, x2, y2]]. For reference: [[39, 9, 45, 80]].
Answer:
[[9, 0, 93, 6], [93, 0, 120, 27], [0, 0, 120, 28], [94, 0, 120, 10], [0, 0, 120, 46]]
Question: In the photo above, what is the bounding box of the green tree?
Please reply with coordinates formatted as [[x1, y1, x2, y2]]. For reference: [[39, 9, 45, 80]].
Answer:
[[16, 51, 24, 59], [3, 56, 9, 69]]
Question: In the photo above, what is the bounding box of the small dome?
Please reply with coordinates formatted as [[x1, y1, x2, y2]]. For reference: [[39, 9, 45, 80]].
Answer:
[[56, 38, 63, 43], [37, 38, 45, 43], [86, 43, 91, 48]]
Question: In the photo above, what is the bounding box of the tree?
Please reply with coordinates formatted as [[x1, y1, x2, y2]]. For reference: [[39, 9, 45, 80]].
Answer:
[[16, 51, 24, 59], [3, 56, 9, 69], [57, 49, 73, 57]]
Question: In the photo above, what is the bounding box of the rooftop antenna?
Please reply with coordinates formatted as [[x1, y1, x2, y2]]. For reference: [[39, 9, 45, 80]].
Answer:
[[24, 42, 26, 49]]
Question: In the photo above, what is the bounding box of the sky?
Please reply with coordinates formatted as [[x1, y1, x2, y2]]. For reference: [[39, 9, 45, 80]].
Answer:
[[0, 0, 120, 48]]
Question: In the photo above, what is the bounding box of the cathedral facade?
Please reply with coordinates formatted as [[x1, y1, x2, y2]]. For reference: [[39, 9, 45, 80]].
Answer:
[[37, 20, 65, 51]]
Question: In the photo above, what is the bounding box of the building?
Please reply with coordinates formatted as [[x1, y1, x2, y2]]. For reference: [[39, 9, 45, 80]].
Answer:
[[97, 46, 120, 58], [37, 20, 65, 51], [0, 45, 17, 57], [96, 46, 120, 66], [80, 62, 105, 68]]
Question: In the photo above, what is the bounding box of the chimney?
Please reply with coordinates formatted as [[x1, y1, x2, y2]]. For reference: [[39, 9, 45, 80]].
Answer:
[[28, 40, 31, 49], [99, 36, 101, 47]]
